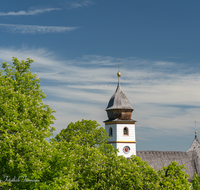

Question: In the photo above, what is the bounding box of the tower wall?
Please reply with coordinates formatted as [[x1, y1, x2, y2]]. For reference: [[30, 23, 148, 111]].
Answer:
[[105, 124, 117, 142], [105, 123, 136, 157], [117, 142, 136, 157]]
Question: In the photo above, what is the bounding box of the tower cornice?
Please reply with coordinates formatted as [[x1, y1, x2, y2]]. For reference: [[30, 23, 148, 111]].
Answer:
[[104, 119, 136, 125]]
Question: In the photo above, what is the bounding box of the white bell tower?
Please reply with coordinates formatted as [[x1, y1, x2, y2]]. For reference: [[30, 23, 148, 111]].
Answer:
[[104, 71, 136, 157]]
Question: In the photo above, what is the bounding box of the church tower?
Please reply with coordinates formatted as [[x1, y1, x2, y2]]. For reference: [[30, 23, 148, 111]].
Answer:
[[104, 71, 136, 157]]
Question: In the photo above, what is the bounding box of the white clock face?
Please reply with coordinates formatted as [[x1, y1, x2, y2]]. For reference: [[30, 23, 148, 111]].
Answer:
[[123, 146, 130, 154]]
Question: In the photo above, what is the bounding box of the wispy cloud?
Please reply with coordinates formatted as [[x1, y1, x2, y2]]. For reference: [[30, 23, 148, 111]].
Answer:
[[0, 23, 79, 34], [154, 61, 174, 66], [70, 0, 93, 9], [0, 8, 61, 16], [0, 47, 199, 151]]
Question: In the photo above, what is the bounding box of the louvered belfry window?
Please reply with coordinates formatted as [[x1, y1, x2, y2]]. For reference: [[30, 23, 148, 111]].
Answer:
[[124, 127, 129, 136], [109, 127, 113, 137]]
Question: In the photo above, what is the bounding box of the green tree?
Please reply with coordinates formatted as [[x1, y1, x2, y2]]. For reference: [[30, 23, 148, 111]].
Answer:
[[55, 120, 159, 189], [34, 139, 78, 190], [191, 173, 200, 190], [62, 144, 160, 190], [54, 119, 192, 189], [0, 57, 56, 189], [55, 119, 109, 148], [158, 161, 190, 189]]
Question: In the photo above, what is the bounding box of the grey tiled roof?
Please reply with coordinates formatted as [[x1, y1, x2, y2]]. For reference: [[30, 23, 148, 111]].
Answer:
[[136, 150, 197, 181], [188, 136, 199, 152], [106, 83, 133, 110]]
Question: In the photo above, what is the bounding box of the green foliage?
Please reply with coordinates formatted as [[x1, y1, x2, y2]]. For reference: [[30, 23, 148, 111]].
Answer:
[[158, 161, 190, 189], [191, 173, 200, 190], [54, 119, 192, 189], [55, 119, 109, 148], [33, 140, 78, 189], [54, 119, 193, 189], [0, 57, 56, 189], [127, 156, 160, 189]]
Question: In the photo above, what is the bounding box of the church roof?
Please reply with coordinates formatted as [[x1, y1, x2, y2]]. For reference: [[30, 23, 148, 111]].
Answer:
[[134, 132, 200, 182], [136, 150, 197, 182], [187, 132, 200, 152], [106, 83, 133, 110]]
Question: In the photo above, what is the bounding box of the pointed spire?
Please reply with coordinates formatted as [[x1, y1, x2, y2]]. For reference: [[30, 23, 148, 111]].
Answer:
[[105, 60, 133, 120], [187, 121, 199, 152]]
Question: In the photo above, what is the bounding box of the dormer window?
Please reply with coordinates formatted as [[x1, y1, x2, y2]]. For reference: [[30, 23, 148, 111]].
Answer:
[[124, 127, 129, 136], [109, 127, 113, 137]]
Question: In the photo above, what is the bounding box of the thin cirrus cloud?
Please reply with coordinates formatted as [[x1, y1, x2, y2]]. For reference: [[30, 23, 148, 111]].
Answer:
[[0, 23, 79, 34], [0, 8, 61, 16], [70, 0, 93, 9], [0, 47, 199, 151]]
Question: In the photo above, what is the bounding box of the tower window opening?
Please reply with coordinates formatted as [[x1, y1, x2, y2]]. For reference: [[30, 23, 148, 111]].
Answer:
[[124, 127, 129, 136], [109, 127, 113, 137]]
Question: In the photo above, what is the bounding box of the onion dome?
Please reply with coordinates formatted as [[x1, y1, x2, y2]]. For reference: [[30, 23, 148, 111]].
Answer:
[[106, 72, 133, 120]]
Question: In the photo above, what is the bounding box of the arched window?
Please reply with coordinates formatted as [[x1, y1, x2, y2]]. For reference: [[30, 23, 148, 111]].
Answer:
[[123, 127, 129, 136], [109, 127, 113, 137]]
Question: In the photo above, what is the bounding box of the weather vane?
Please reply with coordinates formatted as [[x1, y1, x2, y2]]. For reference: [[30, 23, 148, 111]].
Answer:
[[117, 57, 120, 72]]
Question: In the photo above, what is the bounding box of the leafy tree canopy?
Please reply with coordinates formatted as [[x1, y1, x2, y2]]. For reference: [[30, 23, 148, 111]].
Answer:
[[158, 161, 190, 189], [55, 119, 109, 148], [0, 57, 56, 189], [54, 119, 192, 189], [191, 172, 200, 190]]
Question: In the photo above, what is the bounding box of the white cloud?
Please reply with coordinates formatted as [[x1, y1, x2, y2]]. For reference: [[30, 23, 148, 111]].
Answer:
[[0, 23, 79, 34], [154, 61, 174, 66], [70, 0, 93, 9], [0, 8, 61, 16], [0, 47, 199, 151]]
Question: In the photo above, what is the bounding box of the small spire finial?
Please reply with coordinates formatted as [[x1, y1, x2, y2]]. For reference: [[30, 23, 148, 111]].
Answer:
[[195, 121, 197, 138], [118, 57, 120, 72], [117, 57, 121, 84]]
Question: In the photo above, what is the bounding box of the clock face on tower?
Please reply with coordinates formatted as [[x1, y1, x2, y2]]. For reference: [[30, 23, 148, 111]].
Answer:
[[123, 146, 130, 154]]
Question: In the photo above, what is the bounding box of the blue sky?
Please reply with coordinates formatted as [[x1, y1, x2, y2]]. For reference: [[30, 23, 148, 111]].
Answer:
[[0, 0, 200, 151]]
